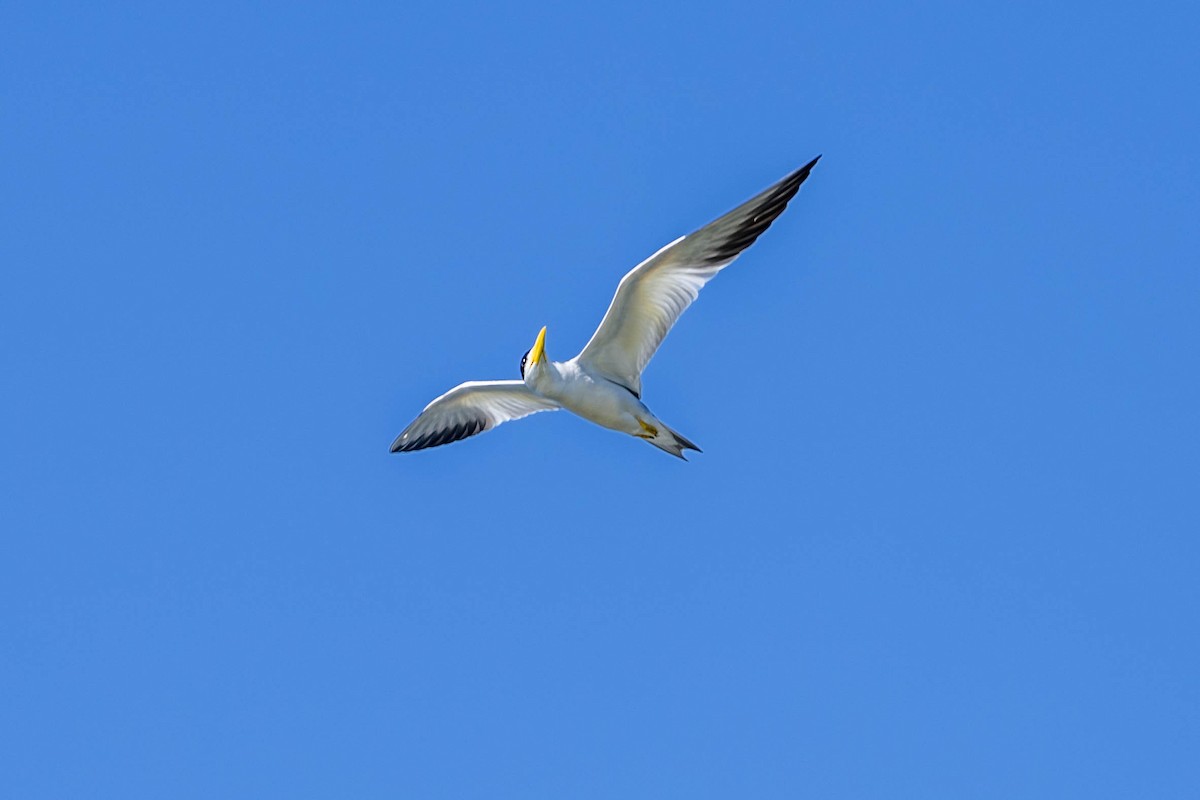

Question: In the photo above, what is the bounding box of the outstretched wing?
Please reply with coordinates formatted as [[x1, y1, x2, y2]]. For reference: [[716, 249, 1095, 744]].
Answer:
[[575, 157, 819, 396], [390, 380, 559, 453]]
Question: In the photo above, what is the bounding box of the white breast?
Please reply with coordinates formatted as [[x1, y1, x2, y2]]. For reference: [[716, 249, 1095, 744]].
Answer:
[[534, 360, 646, 434]]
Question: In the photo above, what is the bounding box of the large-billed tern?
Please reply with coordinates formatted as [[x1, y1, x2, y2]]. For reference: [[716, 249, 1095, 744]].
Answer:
[[391, 156, 820, 459]]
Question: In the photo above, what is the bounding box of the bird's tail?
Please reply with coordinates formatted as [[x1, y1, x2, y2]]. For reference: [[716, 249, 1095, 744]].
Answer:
[[648, 424, 703, 461]]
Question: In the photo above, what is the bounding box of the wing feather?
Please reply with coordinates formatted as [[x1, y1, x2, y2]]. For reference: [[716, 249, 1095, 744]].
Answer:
[[390, 380, 559, 453], [575, 157, 819, 395]]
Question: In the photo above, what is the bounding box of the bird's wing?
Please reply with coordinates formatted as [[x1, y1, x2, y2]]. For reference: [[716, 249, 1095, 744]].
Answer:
[[390, 380, 559, 453], [575, 157, 819, 396]]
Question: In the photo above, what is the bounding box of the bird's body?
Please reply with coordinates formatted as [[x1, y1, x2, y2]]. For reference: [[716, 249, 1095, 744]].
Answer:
[[391, 156, 820, 459], [530, 360, 633, 433], [526, 358, 697, 458]]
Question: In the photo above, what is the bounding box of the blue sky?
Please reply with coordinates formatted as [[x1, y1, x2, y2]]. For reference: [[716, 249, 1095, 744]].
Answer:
[[2, 2, 1198, 797]]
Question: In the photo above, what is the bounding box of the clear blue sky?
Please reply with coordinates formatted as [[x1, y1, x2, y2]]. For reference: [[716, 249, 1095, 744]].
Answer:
[[2, 2, 1197, 797]]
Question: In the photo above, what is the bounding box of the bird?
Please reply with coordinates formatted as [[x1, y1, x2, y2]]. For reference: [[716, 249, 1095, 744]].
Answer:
[[390, 156, 820, 459]]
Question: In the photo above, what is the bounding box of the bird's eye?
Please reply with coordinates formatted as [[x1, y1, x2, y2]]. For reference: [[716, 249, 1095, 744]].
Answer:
[[519, 349, 531, 378]]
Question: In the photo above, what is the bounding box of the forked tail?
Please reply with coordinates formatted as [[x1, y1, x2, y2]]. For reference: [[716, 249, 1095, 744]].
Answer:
[[647, 424, 703, 461]]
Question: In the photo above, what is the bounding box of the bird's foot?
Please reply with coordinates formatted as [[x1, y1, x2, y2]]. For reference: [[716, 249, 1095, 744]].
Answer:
[[635, 417, 658, 438]]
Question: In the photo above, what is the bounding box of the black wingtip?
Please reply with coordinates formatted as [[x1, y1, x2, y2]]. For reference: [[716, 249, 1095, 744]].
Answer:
[[793, 155, 821, 182]]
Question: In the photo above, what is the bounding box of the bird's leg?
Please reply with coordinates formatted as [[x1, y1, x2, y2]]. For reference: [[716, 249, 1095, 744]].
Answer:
[[635, 417, 658, 439]]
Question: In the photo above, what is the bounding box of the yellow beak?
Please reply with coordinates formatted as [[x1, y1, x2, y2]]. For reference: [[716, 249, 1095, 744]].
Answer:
[[530, 326, 547, 365]]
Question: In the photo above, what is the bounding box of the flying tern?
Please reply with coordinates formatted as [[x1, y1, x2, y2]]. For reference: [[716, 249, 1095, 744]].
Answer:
[[391, 156, 820, 459]]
